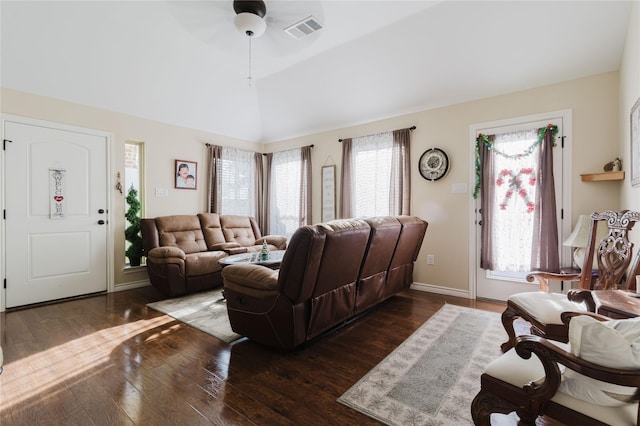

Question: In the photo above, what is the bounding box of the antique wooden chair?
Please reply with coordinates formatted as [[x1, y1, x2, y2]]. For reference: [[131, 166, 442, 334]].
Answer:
[[472, 314, 640, 425], [500, 210, 640, 352]]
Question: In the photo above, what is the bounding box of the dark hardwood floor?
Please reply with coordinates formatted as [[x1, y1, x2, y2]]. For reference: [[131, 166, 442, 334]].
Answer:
[[0, 286, 554, 425]]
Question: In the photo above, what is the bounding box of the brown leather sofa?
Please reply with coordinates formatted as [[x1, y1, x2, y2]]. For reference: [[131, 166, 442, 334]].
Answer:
[[141, 213, 287, 297], [221, 215, 428, 348]]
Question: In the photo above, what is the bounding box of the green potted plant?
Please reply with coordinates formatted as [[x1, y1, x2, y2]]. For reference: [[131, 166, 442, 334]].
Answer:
[[125, 186, 144, 266]]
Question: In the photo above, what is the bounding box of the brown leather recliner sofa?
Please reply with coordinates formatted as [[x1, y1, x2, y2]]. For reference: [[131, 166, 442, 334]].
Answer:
[[141, 213, 287, 297], [221, 215, 428, 349]]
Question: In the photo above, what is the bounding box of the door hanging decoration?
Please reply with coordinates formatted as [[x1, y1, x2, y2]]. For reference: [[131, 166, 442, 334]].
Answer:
[[496, 168, 535, 212], [49, 168, 66, 219], [473, 124, 558, 199]]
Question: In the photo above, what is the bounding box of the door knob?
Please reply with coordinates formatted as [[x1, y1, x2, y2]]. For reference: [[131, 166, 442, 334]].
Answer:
[[98, 209, 105, 214], [98, 220, 106, 225]]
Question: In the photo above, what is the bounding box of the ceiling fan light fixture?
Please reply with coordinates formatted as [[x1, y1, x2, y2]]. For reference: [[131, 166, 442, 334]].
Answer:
[[234, 12, 266, 37]]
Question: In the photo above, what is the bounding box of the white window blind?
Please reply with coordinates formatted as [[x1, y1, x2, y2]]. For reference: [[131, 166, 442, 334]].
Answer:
[[218, 147, 255, 216], [269, 148, 302, 238], [352, 132, 393, 217]]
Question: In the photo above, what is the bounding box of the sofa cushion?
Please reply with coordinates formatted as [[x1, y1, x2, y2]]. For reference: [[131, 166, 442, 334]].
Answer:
[[220, 215, 258, 247], [184, 251, 226, 277], [156, 215, 207, 254], [198, 213, 227, 249], [558, 315, 640, 406]]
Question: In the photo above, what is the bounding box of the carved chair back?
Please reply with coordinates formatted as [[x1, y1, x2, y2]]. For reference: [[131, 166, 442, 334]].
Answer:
[[580, 210, 640, 291]]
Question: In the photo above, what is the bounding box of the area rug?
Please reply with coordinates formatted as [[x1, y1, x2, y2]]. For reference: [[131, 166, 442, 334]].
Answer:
[[147, 288, 242, 343], [338, 304, 506, 425]]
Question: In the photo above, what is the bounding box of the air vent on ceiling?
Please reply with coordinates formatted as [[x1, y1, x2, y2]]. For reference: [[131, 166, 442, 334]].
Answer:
[[284, 15, 323, 40]]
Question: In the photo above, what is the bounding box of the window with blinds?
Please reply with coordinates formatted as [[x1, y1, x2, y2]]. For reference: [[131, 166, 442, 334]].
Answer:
[[352, 132, 393, 217], [217, 147, 256, 216], [269, 148, 302, 238]]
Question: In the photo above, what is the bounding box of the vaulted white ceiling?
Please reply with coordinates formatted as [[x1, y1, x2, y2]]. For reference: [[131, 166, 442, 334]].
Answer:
[[0, 1, 632, 143]]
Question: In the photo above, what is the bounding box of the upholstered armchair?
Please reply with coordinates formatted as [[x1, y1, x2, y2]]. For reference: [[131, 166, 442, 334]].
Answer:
[[472, 314, 640, 425], [501, 210, 640, 352]]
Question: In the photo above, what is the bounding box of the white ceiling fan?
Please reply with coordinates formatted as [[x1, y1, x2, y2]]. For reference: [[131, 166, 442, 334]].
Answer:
[[166, 0, 325, 56]]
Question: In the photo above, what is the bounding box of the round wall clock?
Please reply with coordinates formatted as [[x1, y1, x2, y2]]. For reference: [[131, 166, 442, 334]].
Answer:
[[419, 148, 449, 181]]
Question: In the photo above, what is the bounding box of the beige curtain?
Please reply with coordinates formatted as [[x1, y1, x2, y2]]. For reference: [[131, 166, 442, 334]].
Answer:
[[264, 153, 273, 234], [339, 138, 353, 219], [531, 129, 559, 271], [300, 145, 312, 226], [206, 144, 222, 213], [479, 136, 496, 270], [390, 128, 411, 215], [254, 152, 264, 232]]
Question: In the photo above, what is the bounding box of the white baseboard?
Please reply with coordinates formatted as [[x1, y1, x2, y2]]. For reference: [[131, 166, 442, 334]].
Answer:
[[410, 282, 473, 299], [114, 280, 150, 292]]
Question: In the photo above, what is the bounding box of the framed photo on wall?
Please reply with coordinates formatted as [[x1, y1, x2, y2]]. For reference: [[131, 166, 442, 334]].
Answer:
[[175, 160, 197, 189], [321, 165, 336, 222], [631, 97, 640, 187]]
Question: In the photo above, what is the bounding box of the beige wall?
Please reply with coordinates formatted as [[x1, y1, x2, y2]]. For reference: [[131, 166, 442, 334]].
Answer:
[[270, 72, 622, 295], [620, 1, 640, 252], [0, 70, 627, 296], [0, 88, 260, 288]]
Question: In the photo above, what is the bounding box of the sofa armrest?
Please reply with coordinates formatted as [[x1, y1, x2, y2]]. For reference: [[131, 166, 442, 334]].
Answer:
[[222, 264, 279, 296], [148, 246, 186, 260], [147, 246, 186, 274], [256, 235, 287, 250]]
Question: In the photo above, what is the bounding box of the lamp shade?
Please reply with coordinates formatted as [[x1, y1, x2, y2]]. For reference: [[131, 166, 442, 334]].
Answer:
[[564, 215, 610, 247], [563, 215, 592, 247], [564, 214, 610, 270], [234, 12, 266, 37]]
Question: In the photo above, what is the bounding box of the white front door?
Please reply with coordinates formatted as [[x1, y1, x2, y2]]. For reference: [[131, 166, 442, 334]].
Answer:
[[3, 118, 110, 308], [472, 112, 571, 301]]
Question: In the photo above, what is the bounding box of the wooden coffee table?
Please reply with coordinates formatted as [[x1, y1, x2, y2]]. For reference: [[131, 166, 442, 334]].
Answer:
[[219, 250, 285, 268], [592, 290, 640, 319]]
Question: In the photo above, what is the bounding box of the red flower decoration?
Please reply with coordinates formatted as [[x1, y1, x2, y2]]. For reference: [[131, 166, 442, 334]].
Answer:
[[529, 177, 536, 186], [496, 178, 503, 186], [505, 191, 512, 198], [519, 189, 527, 197], [501, 169, 510, 176], [500, 204, 507, 210]]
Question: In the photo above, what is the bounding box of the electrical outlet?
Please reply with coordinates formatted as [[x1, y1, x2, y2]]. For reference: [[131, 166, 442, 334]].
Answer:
[[427, 254, 435, 265]]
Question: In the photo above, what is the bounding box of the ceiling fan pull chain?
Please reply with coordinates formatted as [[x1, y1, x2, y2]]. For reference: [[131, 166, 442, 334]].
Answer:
[[248, 36, 253, 87]]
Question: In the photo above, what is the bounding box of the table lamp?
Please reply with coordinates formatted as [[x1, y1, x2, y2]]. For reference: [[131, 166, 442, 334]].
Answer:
[[563, 214, 607, 270]]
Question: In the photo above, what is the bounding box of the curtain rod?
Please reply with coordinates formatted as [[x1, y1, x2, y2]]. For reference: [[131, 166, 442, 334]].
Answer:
[[204, 143, 314, 151], [338, 126, 416, 142], [263, 144, 314, 156]]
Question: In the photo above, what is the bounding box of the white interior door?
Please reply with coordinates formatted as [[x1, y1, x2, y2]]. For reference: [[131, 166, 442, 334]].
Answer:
[[473, 113, 570, 301], [3, 119, 109, 308]]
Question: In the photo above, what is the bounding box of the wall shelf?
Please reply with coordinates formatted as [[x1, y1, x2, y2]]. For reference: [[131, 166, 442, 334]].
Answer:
[[580, 171, 625, 182]]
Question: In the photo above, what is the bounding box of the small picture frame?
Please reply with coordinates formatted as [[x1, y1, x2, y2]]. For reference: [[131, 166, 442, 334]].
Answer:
[[175, 160, 197, 190], [321, 165, 336, 222], [631, 97, 640, 187]]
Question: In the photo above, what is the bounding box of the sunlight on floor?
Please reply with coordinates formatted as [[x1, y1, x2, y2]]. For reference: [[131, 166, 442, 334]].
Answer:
[[0, 315, 174, 411]]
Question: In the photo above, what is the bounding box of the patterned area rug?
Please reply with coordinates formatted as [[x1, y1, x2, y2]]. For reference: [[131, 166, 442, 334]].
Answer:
[[338, 304, 506, 425], [147, 288, 242, 343]]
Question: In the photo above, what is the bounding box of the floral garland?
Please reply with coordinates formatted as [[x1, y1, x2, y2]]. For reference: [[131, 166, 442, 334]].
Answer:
[[473, 124, 558, 199]]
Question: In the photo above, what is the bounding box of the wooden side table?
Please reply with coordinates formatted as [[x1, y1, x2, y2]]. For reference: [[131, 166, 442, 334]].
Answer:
[[592, 290, 640, 319]]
